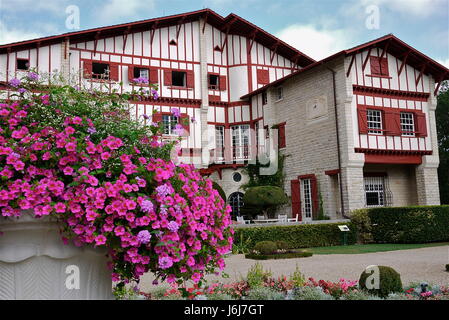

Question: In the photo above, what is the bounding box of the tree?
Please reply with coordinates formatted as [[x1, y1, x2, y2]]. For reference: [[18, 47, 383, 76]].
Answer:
[[437, 81, 449, 204], [243, 186, 288, 218]]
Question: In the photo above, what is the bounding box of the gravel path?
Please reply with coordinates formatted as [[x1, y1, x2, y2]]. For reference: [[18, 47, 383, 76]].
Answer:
[[139, 246, 449, 292]]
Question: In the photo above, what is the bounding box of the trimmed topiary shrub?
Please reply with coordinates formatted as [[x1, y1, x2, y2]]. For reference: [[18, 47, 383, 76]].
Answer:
[[351, 206, 449, 243], [359, 266, 403, 298], [275, 241, 290, 250], [233, 222, 357, 249], [253, 241, 277, 254], [350, 209, 373, 244], [243, 186, 288, 218]]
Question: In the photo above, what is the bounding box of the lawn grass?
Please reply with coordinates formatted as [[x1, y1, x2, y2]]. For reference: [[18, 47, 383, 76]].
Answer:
[[308, 242, 449, 255]]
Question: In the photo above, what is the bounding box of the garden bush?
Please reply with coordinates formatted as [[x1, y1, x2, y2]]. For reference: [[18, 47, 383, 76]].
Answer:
[[245, 287, 285, 300], [351, 206, 449, 243], [359, 266, 403, 298], [233, 222, 357, 249], [275, 240, 289, 250], [246, 263, 272, 289], [253, 241, 277, 254], [245, 250, 313, 260]]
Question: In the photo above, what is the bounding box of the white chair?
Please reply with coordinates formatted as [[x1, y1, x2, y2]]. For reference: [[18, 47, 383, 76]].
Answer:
[[237, 216, 250, 225], [256, 215, 265, 220], [277, 214, 288, 223], [287, 214, 299, 223]]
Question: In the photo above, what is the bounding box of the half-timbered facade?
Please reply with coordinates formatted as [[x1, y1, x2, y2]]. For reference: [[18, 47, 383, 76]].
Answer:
[[0, 11, 447, 221]]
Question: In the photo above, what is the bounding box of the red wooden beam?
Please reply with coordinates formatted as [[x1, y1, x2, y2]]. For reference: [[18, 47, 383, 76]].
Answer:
[[398, 50, 412, 76], [434, 72, 447, 95], [379, 39, 391, 60], [415, 63, 427, 86], [346, 54, 356, 77], [362, 47, 372, 71], [247, 30, 258, 54], [270, 41, 280, 63], [150, 21, 159, 45], [176, 16, 186, 40], [202, 12, 209, 34], [93, 31, 101, 54], [122, 26, 131, 52]]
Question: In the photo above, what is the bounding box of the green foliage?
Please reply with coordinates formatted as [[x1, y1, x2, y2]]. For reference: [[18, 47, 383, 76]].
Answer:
[[275, 241, 289, 250], [316, 192, 330, 220], [15, 74, 173, 162], [206, 292, 234, 300], [212, 181, 226, 201], [290, 265, 306, 287], [352, 206, 449, 243], [292, 286, 334, 300], [350, 209, 373, 243], [246, 263, 272, 289], [245, 287, 285, 300], [253, 241, 277, 254], [246, 250, 313, 260], [340, 290, 382, 300], [232, 232, 252, 254], [242, 186, 288, 218], [233, 222, 357, 249], [437, 82, 449, 204], [242, 153, 286, 190], [359, 266, 403, 298]]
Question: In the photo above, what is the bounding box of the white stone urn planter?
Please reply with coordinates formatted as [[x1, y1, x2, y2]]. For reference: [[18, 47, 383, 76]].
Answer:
[[0, 211, 113, 300]]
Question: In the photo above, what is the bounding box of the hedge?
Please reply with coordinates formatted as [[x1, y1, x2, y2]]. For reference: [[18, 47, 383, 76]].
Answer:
[[351, 205, 449, 244], [245, 250, 313, 260], [233, 222, 357, 249]]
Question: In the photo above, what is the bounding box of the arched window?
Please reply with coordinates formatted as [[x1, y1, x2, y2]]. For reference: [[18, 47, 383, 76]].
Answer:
[[228, 192, 244, 219]]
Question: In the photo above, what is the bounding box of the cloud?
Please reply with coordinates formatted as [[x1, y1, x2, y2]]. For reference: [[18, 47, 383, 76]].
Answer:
[[276, 24, 351, 60], [0, 0, 69, 15], [0, 21, 43, 45], [359, 0, 447, 17], [437, 58, 449, 68], [99, 0, 156, 23]]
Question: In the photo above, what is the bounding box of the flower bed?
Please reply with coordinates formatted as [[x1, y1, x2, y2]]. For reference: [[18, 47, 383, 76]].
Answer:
[[0, 72, 233, 289]]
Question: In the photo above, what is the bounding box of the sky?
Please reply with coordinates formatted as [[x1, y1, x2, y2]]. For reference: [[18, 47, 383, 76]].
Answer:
[[0, 0, 448, 67]]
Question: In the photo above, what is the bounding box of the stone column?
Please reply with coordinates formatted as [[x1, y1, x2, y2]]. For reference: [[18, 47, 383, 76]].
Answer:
[[415, 76, 440, 205]]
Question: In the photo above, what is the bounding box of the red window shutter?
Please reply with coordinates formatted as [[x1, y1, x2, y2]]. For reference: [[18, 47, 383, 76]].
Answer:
[[290, 180, 301, 219], [152, 112, 162, 123], [310, 175, 319, 220], [278, 124, 286, 148], [186, 70, 195, 88], [219, 75, 227, 91], [149, 69, 159, 84], [357, 106, 368, 134], [380, 58, 389, 76], [128, 66, 135, 82], [415, 112, 428, 137], [384, 109, 401, 136], [109, 64, 119, 81], [180, 113, 190, 135], [257, 69, 269, 85], [164, 70, 172, 86], [83, 61, 93, 78], [370, 56, 381, 75]]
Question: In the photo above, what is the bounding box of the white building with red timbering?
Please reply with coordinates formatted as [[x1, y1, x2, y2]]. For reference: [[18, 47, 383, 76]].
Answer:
[[0, 9, 448, 222]]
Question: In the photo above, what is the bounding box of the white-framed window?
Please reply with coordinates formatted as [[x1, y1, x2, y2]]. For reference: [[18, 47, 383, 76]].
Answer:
[[162, 115, 179, 135], [275, 87, 283, 101], [232, 125, 250, 160], [367, 109, 383, 134], [302, 179, 312, 219], [364, 176, 385, 207], [400, 112, 415, 137], [215, 126, 225, 162]]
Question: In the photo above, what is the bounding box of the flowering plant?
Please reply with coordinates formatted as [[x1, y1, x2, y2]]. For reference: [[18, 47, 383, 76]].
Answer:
[[0, 72, 233, 286]]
